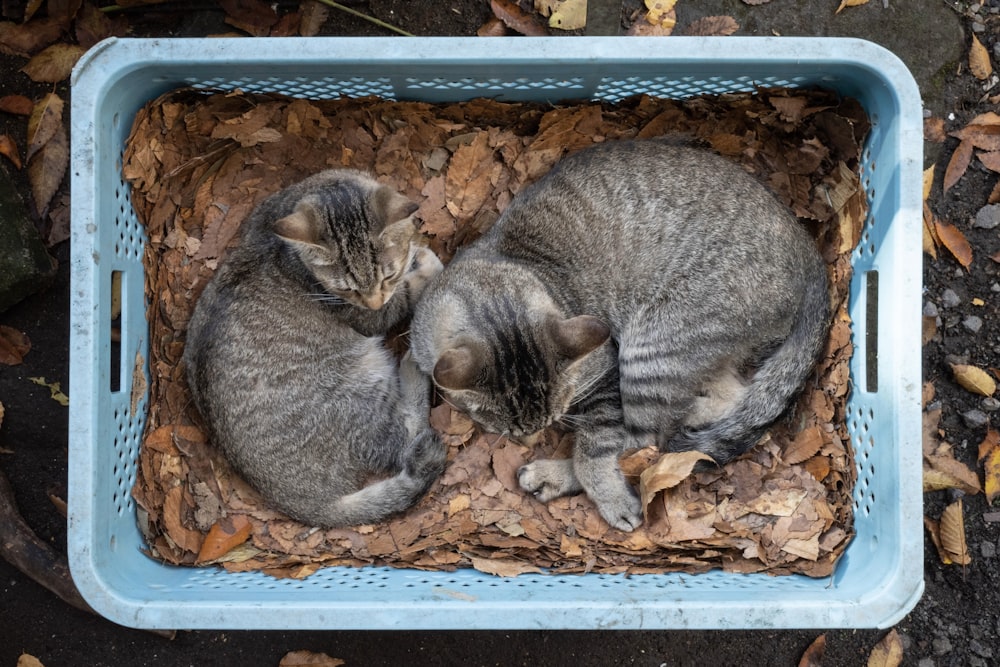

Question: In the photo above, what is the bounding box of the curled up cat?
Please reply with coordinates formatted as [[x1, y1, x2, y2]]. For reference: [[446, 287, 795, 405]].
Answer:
[[409, 139, 830, 532], [183, 169, 447, 528]]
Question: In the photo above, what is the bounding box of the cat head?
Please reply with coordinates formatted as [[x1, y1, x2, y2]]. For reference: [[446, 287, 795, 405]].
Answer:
[[272, 171, 419, 310], [431, 311, 610, 441]]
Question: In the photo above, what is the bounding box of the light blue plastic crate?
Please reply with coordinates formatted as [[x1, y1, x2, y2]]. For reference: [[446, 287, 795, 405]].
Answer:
[[68, 36, 923, 630]]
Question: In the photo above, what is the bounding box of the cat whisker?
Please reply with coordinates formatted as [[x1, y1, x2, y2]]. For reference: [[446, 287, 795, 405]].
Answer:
[[305, 292, 348, 305]]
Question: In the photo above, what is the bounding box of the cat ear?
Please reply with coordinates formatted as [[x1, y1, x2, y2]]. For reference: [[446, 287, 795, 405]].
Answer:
[[372, 185, 419, 225], [274, 198, 323, 246], [551, 315, 611, 361], [433, 345, 483, 391]]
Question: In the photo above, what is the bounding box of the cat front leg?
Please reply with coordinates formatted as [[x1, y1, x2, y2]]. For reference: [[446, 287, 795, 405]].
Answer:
[[571, 427, 643, 532], [517, 459, 582, 502]]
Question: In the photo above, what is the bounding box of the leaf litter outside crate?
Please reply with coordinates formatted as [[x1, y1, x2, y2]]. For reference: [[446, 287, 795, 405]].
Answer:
[[126, 88, 866, 578]]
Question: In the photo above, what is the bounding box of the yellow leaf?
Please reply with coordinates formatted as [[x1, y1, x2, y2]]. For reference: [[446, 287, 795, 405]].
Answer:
[[922, 165, 934, 201], [939, 499, 971, 565], [951, 363, 997, 396], [970, 34, 993, 81], [17, 655, 45, 667], [28, 376, 69, 406], [867, 628, 904, 667], [644, 0, 678, 27], [835, 0, 868, 14], [548, 0, 587, 30], [978, 429, 1000, 503]]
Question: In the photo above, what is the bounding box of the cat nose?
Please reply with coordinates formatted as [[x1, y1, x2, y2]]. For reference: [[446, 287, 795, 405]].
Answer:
[[361, 292, 384, 310]]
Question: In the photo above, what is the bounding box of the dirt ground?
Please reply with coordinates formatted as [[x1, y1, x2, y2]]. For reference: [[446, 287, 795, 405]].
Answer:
[[2, 1, 999, 665]]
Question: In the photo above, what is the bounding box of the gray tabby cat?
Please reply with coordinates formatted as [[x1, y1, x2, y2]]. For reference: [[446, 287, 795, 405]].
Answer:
[[184, 169, 446, 528], [410, 140, 829, 532]]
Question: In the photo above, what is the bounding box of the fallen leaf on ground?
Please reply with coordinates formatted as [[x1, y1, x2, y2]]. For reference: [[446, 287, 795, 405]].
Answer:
[[969, 34, 993, 81], [544, 0, 587, 30], [0, 18, 65, 57], [978, 428, 1000, 503], [26, 93, 64, 163], [923, 454, 982, 495], [951, 363, 997, 396], [28, 121, 68, 218], [836, 0, 869, 13], [21, 43, 86, 83], [28, 376, 69, 406], [683, 16, 739, 36], [939, 499, 971, 565], [934, 220, 973, 268], [798, 633, 826, 667], [867, 628, 904, 667], [0, 134, 22, 169], [491, 0, 547, 35], [0, 94, 33, 115], [943, 139, 973, 192], [16, 654, 45, 667], [278, 650, 345, 666], [299, 1, 329, 36], [0, 326, 31, 365]]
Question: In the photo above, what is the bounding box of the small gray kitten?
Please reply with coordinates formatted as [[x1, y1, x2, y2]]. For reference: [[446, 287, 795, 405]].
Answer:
[[184, 169, 446, 528], [410, 140, 829, 532]]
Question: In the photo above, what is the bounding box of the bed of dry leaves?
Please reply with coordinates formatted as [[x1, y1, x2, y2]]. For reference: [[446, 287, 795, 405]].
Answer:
[[124, 86, 868, 580]]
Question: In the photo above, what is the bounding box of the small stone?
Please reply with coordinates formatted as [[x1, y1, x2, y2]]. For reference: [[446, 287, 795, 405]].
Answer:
[[981, 541, 996, 558], [918, 659, 935, 667], [944, 353, 969, 367], [984, 511, 1000, 522], [942, 289, 961, 308], [971, 2, 982, 11], [974, 203, 1000, 229], [933, 636, 953, 655], [992, 282, 1000, 293], [973, 21, 987, 32], [983, 397, 1000, 412], [971, 638, 994, 658], [963, 315, 984, 333], [924, 301, 940, 317], [962, 409, 989, 428]]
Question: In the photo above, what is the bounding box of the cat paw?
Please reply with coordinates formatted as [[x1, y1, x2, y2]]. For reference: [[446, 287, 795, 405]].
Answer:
[[593, 491, 643, 533], [517, 459, 581, 502]]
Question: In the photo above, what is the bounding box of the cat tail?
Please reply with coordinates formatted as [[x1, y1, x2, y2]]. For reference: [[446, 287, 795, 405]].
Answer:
[[320, 428, 446, 527], [671, 267, 830, 466]]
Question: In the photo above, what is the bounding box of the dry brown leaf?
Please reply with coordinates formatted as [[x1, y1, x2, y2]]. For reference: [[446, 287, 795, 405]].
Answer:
[[477, 16, 508, 36], [934, 220, 973, 268], [979, 150, 1000, 173], [683, 16, 739, 36], [923, 117, 946, 143], [922, 203, 938, 259], [21, 43, 86, 83], [978, 428, 1000, 503], [923, 454, 982, 495], [0, 134, 21, 169], [197, 514, 253, 562], [951, 363, 997, 396], [445, 132, 495, 221], [0, 18, 66, 58], [784, 425, 825, 465], [970, 34, 993, 81], [26, 93, 65, 163], [628, 17, 675, 36], [742, 0, 771, 3], [28, 122, 68, 218], [835, 0, 869, 13], [798, 634, 826, 667], [944, 138, 973, 192], [0, 326, 31, 365], [298, 0, 330, 36], [279, 650, 345, 667], [939, 499, 971, 565], [639, 450, 714, 516], [491, 0, 548, 36], [220, 0, 278, 36], [470, 556, 543, 577], [922, 165, 934, 201], [867, 628, 904, 667], [0, 94, 34, 116], [16, 655, 45, 667]]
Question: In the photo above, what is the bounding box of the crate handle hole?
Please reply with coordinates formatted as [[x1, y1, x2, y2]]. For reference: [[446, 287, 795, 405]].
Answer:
[[865, 270, 878, 393], [110, 270, 123, 393]]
